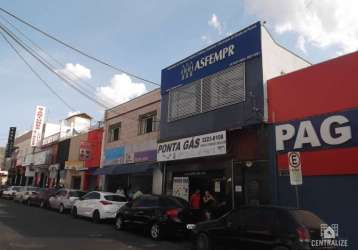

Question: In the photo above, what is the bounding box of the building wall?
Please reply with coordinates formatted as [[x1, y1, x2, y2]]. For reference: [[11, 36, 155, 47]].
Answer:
[[261, 26, 311, 122], [105, 89, 161, 149], [267, 51, 358, 249], [68, 133, 88, 161], [14, 131, 32, 166]]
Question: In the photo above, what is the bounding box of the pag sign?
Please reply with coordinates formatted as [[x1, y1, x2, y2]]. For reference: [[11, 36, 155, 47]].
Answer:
[[275, 110, 358, 152], [31, 106, 46, 147], [157, 131, 226, 162], [288, 152, 302, 185], [161, 22, 261, 94]]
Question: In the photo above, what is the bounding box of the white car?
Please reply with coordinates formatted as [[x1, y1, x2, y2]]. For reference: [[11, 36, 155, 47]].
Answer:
[[2, 186, 23, 199], [14, 186, 39, 203], [48, 189, 86, 213], [72, 191, 127, 223]]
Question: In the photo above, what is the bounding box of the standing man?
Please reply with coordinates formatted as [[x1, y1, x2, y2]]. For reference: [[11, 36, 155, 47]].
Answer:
[[190, 189, 201, 209]]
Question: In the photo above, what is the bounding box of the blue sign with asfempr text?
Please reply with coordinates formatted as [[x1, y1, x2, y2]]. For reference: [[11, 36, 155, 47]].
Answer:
[[161, 22, 261, 94]]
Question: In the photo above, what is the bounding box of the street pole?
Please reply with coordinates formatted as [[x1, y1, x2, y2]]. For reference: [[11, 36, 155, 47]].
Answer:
[[295, 185, 299, 208]]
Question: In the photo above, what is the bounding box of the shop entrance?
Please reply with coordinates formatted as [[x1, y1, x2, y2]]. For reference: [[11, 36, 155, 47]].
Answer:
[[72, 176, 81, 189], [173, 169, 229, 204]]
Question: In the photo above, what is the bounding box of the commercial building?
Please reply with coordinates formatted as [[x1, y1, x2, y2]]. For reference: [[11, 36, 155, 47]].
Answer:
[[158, 22, 309, 207], [98, 89, 162, 195], [268, 51, 358, 249]]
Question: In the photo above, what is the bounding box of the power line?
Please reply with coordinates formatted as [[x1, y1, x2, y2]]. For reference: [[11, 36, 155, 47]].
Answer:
[[0, 22, 110, 110], [0, 31, 76, 111], [0, 7, 161, 87], [0, 21, 157, 125], [0, 13, 98, 94]]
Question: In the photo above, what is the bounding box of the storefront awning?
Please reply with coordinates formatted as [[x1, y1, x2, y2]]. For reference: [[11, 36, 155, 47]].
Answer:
[[93, 162, 158, 176]]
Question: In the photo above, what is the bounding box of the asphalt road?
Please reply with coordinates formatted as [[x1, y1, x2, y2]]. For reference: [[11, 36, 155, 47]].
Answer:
[[0, 199, 191, 250]]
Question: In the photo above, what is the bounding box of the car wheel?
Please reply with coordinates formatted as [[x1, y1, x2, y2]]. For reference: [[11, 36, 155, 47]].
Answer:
[[115, 216, 125, 231], [59, 204, 65, 214], [72, 207, 78, 218], [92, 210, 100, 224], [150, 223, 162, 240], [196, 233, 212, 250]]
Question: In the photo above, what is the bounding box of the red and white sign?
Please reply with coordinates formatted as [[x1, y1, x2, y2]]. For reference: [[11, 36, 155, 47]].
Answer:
[[288, 152, 303, 185], [30, 106, 46, 147], [79, 141, 92, 160]]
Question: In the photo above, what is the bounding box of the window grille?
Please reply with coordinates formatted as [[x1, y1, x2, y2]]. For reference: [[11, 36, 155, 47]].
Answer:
[[168, 63, 245, 122]]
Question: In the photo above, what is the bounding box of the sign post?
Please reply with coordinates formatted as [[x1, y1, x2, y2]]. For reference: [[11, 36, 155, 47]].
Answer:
[[288, 151, 303, 208]]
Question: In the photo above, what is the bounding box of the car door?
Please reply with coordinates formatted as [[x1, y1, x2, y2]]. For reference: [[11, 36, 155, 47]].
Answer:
[[76, 192, 91, 216], [240, 208, 278, 250], [86, 192, 101, 217], [133, 196, 159, 226]]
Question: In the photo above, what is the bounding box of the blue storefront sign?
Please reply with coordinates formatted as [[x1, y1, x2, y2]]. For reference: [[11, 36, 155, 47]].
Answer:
[[275, 109, 358, 153], [104, 147, 125, 166], [161, 22, 261, 94]]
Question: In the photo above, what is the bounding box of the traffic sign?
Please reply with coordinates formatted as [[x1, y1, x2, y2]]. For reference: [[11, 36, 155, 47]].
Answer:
[[288, 152, 302, 185]]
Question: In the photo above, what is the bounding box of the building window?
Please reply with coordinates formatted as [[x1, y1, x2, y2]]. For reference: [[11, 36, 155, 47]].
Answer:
[[139, 112, 157, 134], [168, 62, 245, 122], [108, 123, 121, 142]]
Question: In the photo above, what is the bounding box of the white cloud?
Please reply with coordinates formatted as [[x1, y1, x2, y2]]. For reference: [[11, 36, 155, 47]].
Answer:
[[56, 63, 92, 80], [208, 14, 223, 34], [95, 73, 147, 107], [244, 0, 358, 54]]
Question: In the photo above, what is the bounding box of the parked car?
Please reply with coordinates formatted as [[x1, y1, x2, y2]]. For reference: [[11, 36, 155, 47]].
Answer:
[[114, 194, 201, 240], [14, 186, 39, 203], [27, 188, 58, 207], [71, 191, 127, 223], [48, 189, 86, 213], [0, 185, 9, 197], [192, 205, 334, 250], [2, 186, 23, 199]]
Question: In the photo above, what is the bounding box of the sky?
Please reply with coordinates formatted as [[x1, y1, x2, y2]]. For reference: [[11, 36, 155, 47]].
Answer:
[[0, 0, 357, 146]]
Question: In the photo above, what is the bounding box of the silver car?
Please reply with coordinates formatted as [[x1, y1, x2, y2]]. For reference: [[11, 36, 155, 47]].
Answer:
[[14, 186, 39, 203], [2, 186, 23, 199], [48, 189, 86, 213]]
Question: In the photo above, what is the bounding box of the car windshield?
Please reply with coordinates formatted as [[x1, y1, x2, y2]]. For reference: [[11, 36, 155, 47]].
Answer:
[[28, 187, 38, 191], [104, 195, 127, 202], [13, 187, 22, 191], [69, 191, 86, 197], [291, 210, 324, 229]]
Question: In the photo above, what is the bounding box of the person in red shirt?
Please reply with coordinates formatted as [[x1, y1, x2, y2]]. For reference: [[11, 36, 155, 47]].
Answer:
[[190, 189, 201, 209]]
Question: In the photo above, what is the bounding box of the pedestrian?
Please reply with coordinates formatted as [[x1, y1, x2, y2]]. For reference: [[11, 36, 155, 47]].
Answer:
[[203, 190, 216, 220], [116, 186, 125, 196], [190, 189, 201, 209]]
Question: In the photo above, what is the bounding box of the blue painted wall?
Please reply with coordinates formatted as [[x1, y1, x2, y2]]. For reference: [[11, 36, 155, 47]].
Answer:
[[277, 175, 358, 249]]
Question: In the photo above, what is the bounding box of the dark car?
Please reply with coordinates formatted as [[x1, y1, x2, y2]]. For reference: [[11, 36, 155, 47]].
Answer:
[[192, 206, 335, 250], [114, 194, 202, 240], [27, 188, 58, 208]]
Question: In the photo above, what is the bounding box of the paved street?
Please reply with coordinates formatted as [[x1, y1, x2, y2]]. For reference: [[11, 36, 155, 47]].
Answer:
[[0, 199, 190, 250]]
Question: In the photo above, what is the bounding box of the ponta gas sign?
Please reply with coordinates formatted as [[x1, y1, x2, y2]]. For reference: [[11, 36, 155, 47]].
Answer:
[[275, 110, 358, 152], [157, 131, 226, 162]]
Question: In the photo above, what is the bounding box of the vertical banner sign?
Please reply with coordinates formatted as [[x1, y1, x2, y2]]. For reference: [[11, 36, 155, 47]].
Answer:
[[288, 151, 303, 185], [5, 127, 16, 157], [30, 106, 46, 147]]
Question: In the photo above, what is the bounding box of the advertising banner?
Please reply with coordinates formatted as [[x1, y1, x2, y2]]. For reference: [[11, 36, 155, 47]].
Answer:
[[172, 177, 189, 201], [79, 141, 92, 161], [104, 147, 125, 166], [30, 106, 46, 147], [275, 109, 358, 153], [161, 22, 261, 93], [157, 131, 226, 162], [5, 127, 16, 157]]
